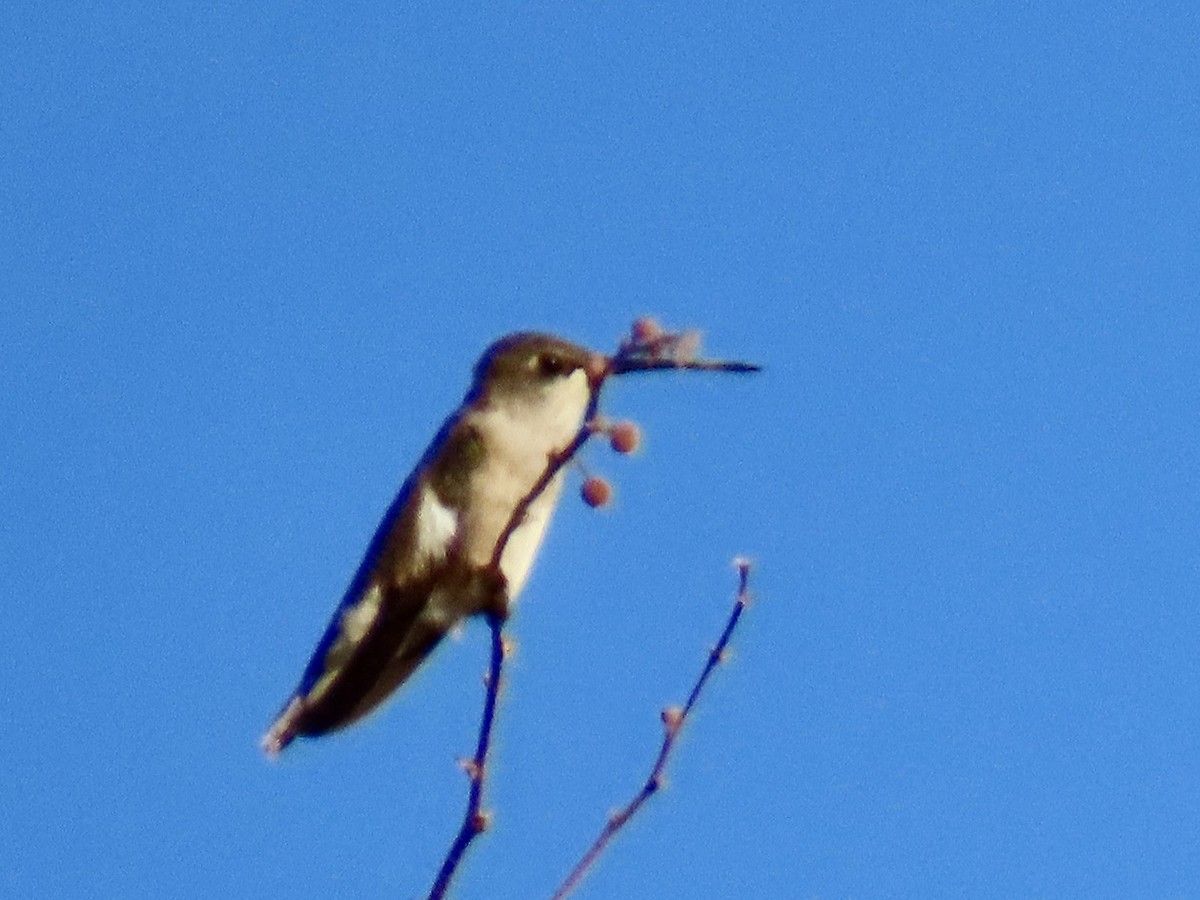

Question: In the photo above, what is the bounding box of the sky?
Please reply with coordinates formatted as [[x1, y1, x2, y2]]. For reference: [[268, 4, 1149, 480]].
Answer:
[[3, 2, 1199, 897]]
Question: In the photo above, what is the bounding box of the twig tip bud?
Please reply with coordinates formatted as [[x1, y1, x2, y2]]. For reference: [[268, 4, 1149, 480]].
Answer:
[[631, 316, 664, 344], [581, 476, 613, 508], [608, 420, 641, 455], [585, 352, 611, 386]]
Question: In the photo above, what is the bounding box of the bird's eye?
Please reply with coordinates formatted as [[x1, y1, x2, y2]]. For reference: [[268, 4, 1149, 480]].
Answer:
[[535, 353, 572, 377]]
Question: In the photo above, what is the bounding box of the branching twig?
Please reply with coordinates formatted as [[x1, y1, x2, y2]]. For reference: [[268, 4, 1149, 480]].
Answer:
[[426, 377, 606, 900], [551, 560, 754, 900], [428, 322, 758, 898]]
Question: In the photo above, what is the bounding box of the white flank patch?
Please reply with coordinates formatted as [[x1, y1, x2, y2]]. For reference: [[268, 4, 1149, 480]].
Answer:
[[339, 583, 382, 643], [416, 489, 458, 562]]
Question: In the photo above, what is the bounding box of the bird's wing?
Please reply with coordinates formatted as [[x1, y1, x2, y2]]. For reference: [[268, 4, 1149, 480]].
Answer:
[[261, 467, 460, 756], [261, 411, 493, 757]]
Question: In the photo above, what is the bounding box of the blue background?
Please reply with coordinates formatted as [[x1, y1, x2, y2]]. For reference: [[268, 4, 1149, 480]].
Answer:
[[4, 3, 1198, 897]]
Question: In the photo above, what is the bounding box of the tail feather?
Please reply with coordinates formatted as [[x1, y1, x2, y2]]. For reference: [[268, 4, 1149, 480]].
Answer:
[[261, 697, 304, 759], [259, 616, 448, 758]]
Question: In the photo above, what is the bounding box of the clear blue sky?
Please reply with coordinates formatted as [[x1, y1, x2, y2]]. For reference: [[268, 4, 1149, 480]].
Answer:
[[4, 3, 1198, 898]]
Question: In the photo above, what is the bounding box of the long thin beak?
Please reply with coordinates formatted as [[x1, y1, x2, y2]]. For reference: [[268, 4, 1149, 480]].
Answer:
[[601, 326, 761, 378], [608, 355, 762, 376]]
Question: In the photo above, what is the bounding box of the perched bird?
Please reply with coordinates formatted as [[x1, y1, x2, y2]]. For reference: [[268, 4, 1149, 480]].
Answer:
[[262, 332, 607, 756]]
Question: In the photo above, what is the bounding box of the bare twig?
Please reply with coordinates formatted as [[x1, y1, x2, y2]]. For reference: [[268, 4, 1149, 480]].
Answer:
[[551, 560, 754, 900], [428, 615, 506, 899], [428, 322, 758, 898], [427, 388, 604, 900]]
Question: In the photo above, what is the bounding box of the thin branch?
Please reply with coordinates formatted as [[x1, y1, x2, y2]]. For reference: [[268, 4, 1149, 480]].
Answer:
[[428, 322, 759, 898], [427, 615, 506, 900], [551, 560, 754, 900], [427, 388, 605, 900]]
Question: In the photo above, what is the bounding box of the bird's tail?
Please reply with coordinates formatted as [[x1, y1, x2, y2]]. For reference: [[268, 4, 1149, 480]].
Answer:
[[259, 617, 448, 759]]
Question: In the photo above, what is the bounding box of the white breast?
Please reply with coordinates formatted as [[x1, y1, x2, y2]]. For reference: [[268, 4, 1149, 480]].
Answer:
[[461, 368, 590, 601]]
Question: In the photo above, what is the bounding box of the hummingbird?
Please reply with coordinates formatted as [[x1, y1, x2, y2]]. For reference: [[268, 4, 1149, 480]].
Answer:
[[262, 332, 608, 757]]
